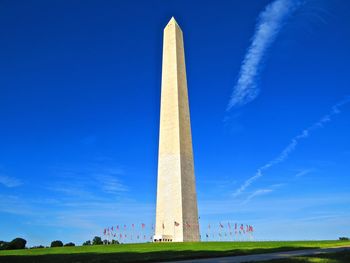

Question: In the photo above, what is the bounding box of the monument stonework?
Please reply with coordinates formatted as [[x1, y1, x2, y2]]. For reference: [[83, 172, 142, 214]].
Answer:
[[153, 17, 200, 242]]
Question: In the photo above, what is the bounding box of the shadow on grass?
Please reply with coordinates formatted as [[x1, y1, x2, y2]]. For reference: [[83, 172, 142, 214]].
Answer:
[[308, 250, 350, 262], [253, 250, 350, 263], [0, 246, 320, 263]]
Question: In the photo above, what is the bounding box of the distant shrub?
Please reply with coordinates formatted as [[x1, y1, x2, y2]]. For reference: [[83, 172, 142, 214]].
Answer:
[[6, 238, 27, 250], [0, 241, 8, 250], [92, 236, 103, 245], [103, 239, 109, 245], [50, 240, 63, 247], [64, 242, 75, 247], [82, 240, 91, 246], [339, 237, 349, 241], [30, 245, 45, 249], [111, 239, 119, 245]]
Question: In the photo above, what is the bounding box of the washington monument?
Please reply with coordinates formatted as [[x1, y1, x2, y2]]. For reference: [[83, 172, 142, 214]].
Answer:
[[153, 17, 200, 242]]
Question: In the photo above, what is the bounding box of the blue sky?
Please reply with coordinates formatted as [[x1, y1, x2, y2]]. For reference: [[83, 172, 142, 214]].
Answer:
[[1, 0, 350, 245]]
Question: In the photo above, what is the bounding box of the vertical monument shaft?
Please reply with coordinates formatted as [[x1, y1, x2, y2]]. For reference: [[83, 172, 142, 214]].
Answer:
[[154, 17, 200, 242]]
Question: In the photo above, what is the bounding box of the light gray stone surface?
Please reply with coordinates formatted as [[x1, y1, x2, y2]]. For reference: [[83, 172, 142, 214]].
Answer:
[[154, 17, 200, 242]]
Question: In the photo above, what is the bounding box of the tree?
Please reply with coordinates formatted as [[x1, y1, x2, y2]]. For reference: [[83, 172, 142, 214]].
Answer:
[[64, 242, 75, 247], [92, 236, 103, 245], [50, 240, 63, 247], [111, 239, 119, 245], [82, 240, 91, 246], [0, 241, 8, 250], [7, 238, 27, 250]]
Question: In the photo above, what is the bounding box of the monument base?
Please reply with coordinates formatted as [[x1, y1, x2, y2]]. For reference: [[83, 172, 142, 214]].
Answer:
[[152, 234, 173, 242]]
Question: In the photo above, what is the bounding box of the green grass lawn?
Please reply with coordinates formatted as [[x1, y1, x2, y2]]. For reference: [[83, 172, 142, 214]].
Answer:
[[0, 240, 349, 263]]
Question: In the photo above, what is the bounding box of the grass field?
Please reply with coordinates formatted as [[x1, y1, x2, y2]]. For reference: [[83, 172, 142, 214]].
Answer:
[[0, 240, 349, 263]]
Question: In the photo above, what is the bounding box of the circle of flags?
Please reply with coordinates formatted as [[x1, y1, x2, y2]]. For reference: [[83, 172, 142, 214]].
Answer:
[[101, 221, 255, 243]]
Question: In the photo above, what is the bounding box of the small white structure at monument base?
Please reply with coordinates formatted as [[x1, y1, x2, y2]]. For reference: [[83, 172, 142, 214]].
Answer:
[[153, 235, 173, 242], [153, 17, 200, 242]]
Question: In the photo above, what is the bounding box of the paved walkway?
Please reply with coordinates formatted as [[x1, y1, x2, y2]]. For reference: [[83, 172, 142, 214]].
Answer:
[[165, 246, 350, 263]]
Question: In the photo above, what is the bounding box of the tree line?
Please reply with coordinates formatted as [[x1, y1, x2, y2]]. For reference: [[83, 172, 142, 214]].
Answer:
[[0, 236, 120, 250]]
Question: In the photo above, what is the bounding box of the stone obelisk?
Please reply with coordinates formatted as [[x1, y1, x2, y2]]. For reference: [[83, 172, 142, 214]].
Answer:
[[153, 17, 200, 242]]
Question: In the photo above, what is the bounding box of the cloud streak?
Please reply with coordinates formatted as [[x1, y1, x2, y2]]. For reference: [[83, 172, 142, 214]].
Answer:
[[233, 96, 350, 197], [295, 169, 312, 177], [0, 174, 22, 188], [243, 189, 274, 204], [95, 174, 128, 194], [227, 0, 301, 110]]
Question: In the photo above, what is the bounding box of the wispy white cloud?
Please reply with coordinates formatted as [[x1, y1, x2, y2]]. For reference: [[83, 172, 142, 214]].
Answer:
[[227, 0, 301, 110], [0, 192, 154, 246], [242, 183, 285, 204], [48, 163, 127, 197], [243, 188, 274, 204], [200, 192, 350, 217], [95, 174, 128, 194], [233, 97, 350, 197], [295, 169, 312, 177], [0, 174, 22, 188]]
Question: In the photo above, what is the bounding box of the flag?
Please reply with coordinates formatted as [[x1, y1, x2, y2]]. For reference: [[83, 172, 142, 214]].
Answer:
[[219, 223, 224, 228], [228, 222, 231, 229], [116, 225, 119, 230], [208, 224, 211, 229], [124, 224, 127, 229], [162, 223, 165, 229], [235, 223, 237, 230], [141, 223, 146, 229], [120, 234, 122, 239], [240, 224, 244, 231], [174, 221, 180, 227], [132, 224, 135, 228], [111, 226, 114, 231]]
